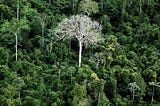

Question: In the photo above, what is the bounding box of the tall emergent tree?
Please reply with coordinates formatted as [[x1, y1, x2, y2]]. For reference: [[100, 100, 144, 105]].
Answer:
[[78, 0, 99, 16], [16, 0, 20, 61], [55, 15, 103, 67], [0, 0, 29, 61], [36, 12, 48, 47], [0, 18, 29, 61]]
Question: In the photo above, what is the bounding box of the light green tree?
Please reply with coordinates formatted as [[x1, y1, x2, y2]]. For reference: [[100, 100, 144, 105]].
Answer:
[[3, 84, 17, 106], [78, 0, 99, 16], [71, 82, 89, 106], [127, 82, 140, 106]]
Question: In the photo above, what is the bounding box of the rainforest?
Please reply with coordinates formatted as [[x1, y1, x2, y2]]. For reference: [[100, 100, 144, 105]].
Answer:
[[0, 0, 160, 106]]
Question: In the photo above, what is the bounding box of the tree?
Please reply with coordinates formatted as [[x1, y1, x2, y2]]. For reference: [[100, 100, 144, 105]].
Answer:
[[3, 84, 17, 106], [71, 0, 78, 14], [48, 0, 69, 13], [36, 12, 47, 38], [127, 82, 140, 106], [0, 0, 29, 61], [0, 18, 30, 61], [71, 82, 88, 106], [89, 53, 101, 68], [78, 0, 99, 16], [55, 15, 103, 67], [92, 79, 109, 106], [149, 81, 160, 103], [36, 12, 48, 48], [12, 77, 25, 105], [0, 3, 13, 21]]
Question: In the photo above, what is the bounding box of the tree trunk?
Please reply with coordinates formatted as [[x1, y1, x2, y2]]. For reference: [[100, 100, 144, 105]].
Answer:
[[100, 0, 103, 12], [151, 86, 155, 103], [139, 0, 142, 14], [97, 92, 101, 106], [49, 0, 51, 4], [58, 69, 61, 80], [132, 91, 135, 106], [42, 24, 44, 37], [19, 90, 21, 105], [15, 33, 18, 61], [41, 24, 45, 47], [16, 0, 19, 61], [79, 41, 82, 67], [17, 0, 19, 20], [96, 60, 99, 68], [70, 72, 72, 84], [50, 40, 53, 53]]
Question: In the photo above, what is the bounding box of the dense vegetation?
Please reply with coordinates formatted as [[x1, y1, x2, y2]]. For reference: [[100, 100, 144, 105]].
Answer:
[[0, 0, 160, 105]]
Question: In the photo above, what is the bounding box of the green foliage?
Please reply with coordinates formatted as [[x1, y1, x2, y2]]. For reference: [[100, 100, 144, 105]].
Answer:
[[92, 79, 110, 106], [71, 83, 87, 105], [1, 17, 30, 35], [0, 47, 10, 64], [131, 72, 147, 97], [128, 82, 140, 93], [0, 4, 13, 21], [12, 77, 25, 89], [78, 0, 99, 16], [0, 0, 160, 105]]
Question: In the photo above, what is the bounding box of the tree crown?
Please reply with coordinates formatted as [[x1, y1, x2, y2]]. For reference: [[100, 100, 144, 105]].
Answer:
[[55, 14, 103, 46]]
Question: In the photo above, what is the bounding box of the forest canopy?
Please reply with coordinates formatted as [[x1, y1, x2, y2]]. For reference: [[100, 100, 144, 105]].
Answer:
[[0, 0, 160, 106]]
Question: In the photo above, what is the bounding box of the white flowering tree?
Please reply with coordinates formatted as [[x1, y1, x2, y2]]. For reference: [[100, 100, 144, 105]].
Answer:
[[55, 15, 103, 67]]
